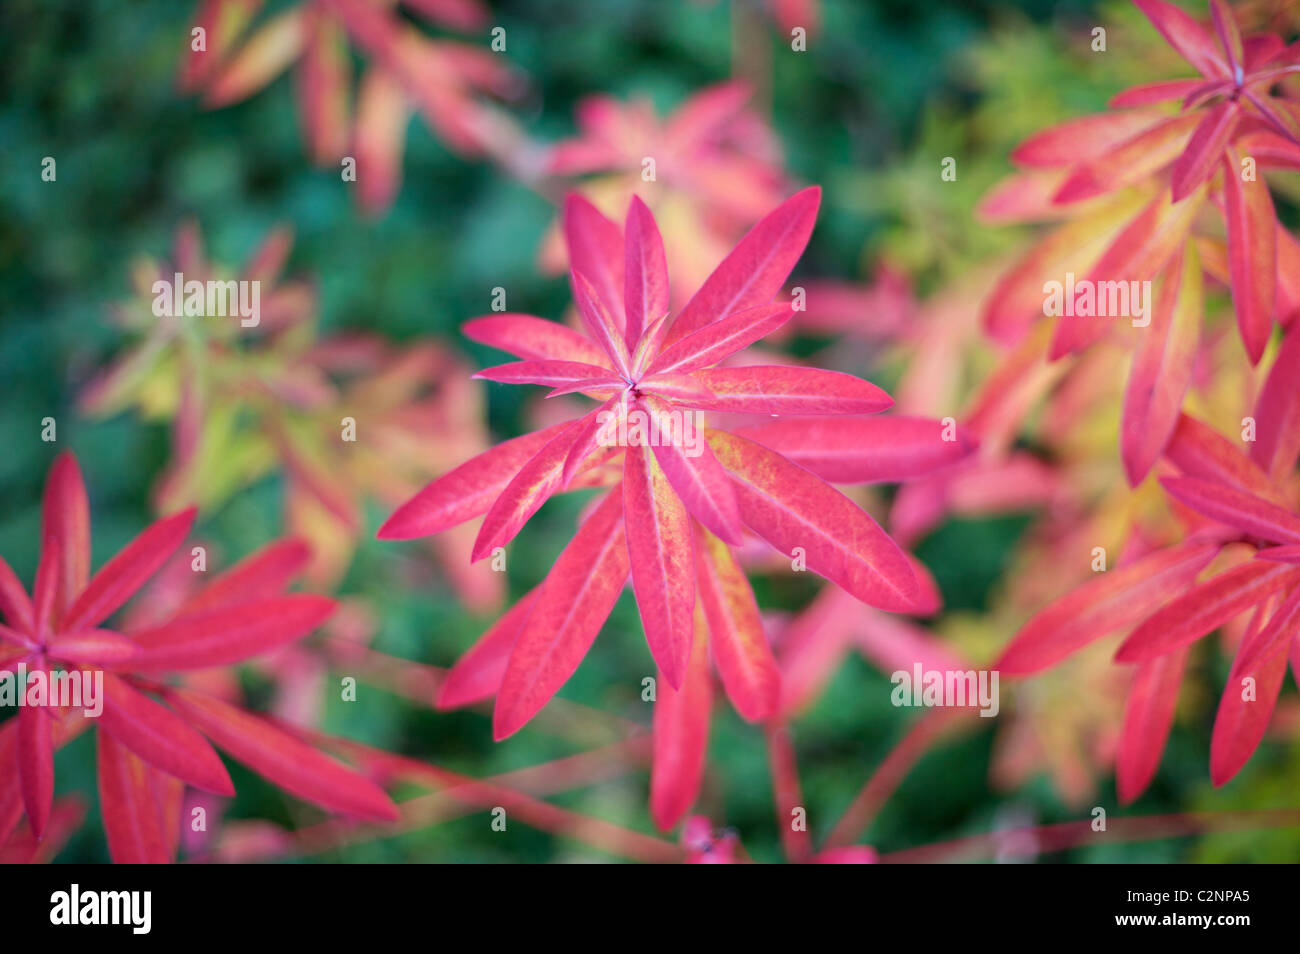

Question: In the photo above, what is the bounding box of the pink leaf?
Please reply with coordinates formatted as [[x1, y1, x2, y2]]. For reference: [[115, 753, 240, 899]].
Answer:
[[164, 687, 399, 820], [1115, 562, 1300, 663], [127, 595, 336, 670], [98, 673, 234, 795], [1165, 414, 1282, 503], [17, 702, 52, 838], [1159, 475, 1300, 545], [683, 366, 892, 416], [563, 193, 626, 336], [650, 303, 793, 375], [623, 195, 669, 348], [708, 430, 926, 612], [46, 629, 140, 665], [1210, 618, 1288, 785], [624, 442, 696, 689], [642, 395, 745, 546], [0, 556, 34, 633], [732, 416, 973, 483], [475, 358, 618, 389], [1223, 149, 1277, 364], [62, 508, 197, 633], [1250, 327, 1300, 481], [997, 541, 1218, 674], [435, 588, 540, 709], [666, 186, 820, 344], [1134, 0, 1229, 78], [40, 452, 90, 627], [97, 731, 170, 864], [1116, 647, 1188, 804], [179, 538, 312, 615], [1170, 101, 1239, 201], [1121, 244, 1200, 484], [463, 313, 608, 364], [1108, 80, 1205, 107], [571, 269, 632, 378], [471, 414, 595, 561], [378, 422, 569, 540], [493, 490, 629, 739], [1011, 110, 1168, 166], [696, 529, 779, 721], [650, 607, 712, 831]]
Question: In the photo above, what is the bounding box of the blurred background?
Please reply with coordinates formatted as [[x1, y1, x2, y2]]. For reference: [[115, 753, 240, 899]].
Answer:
[[1, 0, 1297, 862]]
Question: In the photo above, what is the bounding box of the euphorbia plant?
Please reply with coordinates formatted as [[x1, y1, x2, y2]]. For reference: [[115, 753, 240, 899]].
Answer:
[[378, 187, 975, 826], [980, 0, 1300, 484], [0, 453, 398, 862], [997, 397, 1300, 799]]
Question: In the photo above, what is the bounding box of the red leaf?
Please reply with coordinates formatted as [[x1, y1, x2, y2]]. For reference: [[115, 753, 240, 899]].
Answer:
[[1052, 114, 1200, 204], [378, 423, 570, 540], [1210, 615, 1288, 785], [435, 588, 539, 709], [40, 452, 90, 627], [1232, 582, 1300, 676], [642, 395, 745, 546], [649, 303, 793, 375], [127, 595, 336, 670], [708, 429, 926, 612], [1223, 149, 1278, 364], [1048, 187, 1202, 359], [493, 490, 629, 739], [61, 508, 197, 632], [563, 193, 626, 336], [17, 703, 52, 838], [997, 541, 1218, 674], [559, 396, 621, 487], [1170, 101, 1239, 201], [98, 673, 234, 795], [0, 556, 34, 633], [637, 371, 715, 402], [650, 606, 712, 831], [666, 186, 820, 344], [1116, 647, 1188, 804], [31, 534, 60, 637], [179, 538, 312, 614], [475, 358, 618, 388], [1121, 243, 1200, 484], [696, 529, 779, 721], [46, 629, 140, 665], [624, 442, 696, 689], [1209, 0, 1244, 73], [683, 366, 892, 415], [471, 414, 594, 561], [1250, 327, 1300, 481], [571, 269, 632, 377], [1165, 414, 1282, 503], [1159, 476, 1300, 545], [732, 416, 973, 483], [1108, 80, 1205, 107], [1115, 562, 1300, 663], [1011, 110, 1168, 166], [351, 67, 406, 214], [463, 313, 608, 364], [623, 194, 669, 348], [1134, 0, 1229, 78], [164, 687, 399, 820], [97, 732, 170, 864]]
